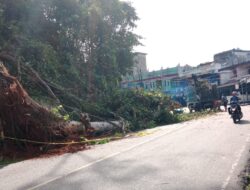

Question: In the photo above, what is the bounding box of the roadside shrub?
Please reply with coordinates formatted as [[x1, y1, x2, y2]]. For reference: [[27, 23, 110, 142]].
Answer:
[[154, 110, 179, 125], [99, 89, 181, 131]]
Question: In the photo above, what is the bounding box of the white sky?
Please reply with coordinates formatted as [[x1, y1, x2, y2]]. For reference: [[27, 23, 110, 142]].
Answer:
[[127, 0, 250, 71]]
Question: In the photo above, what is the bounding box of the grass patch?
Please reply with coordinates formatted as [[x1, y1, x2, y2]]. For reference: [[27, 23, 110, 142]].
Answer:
[[246, 184, 250, 190], [88, 138, 110, 145]]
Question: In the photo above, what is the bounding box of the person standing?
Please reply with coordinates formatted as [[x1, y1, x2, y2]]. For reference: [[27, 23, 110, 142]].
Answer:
[[221, 94, 228, 112]]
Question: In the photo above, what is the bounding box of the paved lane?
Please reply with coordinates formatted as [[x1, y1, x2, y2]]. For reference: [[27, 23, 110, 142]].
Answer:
[[1, 106, 250, 190]]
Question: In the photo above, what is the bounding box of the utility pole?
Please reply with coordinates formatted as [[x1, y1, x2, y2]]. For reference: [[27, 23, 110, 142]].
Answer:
[[246, 76, 249, 102]]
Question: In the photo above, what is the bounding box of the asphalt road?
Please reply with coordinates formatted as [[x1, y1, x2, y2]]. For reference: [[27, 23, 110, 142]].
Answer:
[[1, 106, 250, 190]]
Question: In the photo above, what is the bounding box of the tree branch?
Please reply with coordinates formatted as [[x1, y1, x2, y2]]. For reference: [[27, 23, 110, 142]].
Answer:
[[0, 51, 61, 104]]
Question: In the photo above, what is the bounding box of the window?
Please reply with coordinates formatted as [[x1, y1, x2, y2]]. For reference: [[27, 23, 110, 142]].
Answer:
[[156, 80, 162, 89]]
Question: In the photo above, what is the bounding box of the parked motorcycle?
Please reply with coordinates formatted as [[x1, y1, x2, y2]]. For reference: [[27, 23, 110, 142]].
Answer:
[[228, 103, 243, 123]]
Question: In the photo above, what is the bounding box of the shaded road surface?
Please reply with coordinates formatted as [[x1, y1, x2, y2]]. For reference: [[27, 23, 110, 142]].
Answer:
[[1, 106, 250, 190]]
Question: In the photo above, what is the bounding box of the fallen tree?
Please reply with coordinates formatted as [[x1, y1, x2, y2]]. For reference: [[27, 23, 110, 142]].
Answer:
[[0, 64, 124, 156], [0, 63, 73, 151]]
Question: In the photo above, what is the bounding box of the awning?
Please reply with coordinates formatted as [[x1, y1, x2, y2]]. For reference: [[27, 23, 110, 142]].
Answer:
[[218, 81, 237, 88]]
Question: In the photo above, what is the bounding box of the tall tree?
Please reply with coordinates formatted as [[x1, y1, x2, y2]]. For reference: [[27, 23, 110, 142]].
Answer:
[[0, 0, 140, 103]]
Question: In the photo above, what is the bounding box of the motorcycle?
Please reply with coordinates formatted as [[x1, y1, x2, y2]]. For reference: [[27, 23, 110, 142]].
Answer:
[[228, 103, 243, 123]]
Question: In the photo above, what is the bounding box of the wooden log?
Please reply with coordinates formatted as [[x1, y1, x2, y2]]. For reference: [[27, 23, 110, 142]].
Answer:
[[64, 120, 124, 138], [88, 121, 124, 137], [79, 113, 124, 137]]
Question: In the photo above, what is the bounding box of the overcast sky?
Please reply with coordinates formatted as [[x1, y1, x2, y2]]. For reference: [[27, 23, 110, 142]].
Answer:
[[127, 0, 250, 71]]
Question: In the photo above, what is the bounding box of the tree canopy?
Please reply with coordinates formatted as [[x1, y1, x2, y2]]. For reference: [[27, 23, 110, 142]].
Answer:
[[0, 0, 140, 101]]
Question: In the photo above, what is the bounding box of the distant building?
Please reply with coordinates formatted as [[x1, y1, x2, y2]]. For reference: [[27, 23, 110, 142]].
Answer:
[[214, 48, 250, 68], [122, 49, 250, 103], [179, 62, 221, 85], [218, 61, 250, 97], [121, 52, 147, 89], [216, 49, 250, 97], [132, 52, 147, 80]]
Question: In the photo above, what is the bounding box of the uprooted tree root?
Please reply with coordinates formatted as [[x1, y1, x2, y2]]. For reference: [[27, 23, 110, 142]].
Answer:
[[0, 64, 88, 158]]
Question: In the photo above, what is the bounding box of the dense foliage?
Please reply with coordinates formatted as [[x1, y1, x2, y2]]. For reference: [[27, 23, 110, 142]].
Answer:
[[82, 89, 181, 131], [0, 0, 180, 130], [0, 0, 140, 98]]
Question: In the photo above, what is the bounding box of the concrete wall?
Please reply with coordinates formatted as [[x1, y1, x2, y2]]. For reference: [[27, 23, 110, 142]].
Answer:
[[220, 70, 236, 84], [214, 51, 234, 67], [214, 49, 250, 69], [132, 53, 147, 79], [234, 51, 250, 64], [236, 64, 250, 77]]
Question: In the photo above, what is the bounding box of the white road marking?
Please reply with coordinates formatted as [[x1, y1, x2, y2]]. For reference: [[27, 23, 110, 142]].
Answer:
[[27, 125, 187, 190], [221, 134, 250, 190]]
